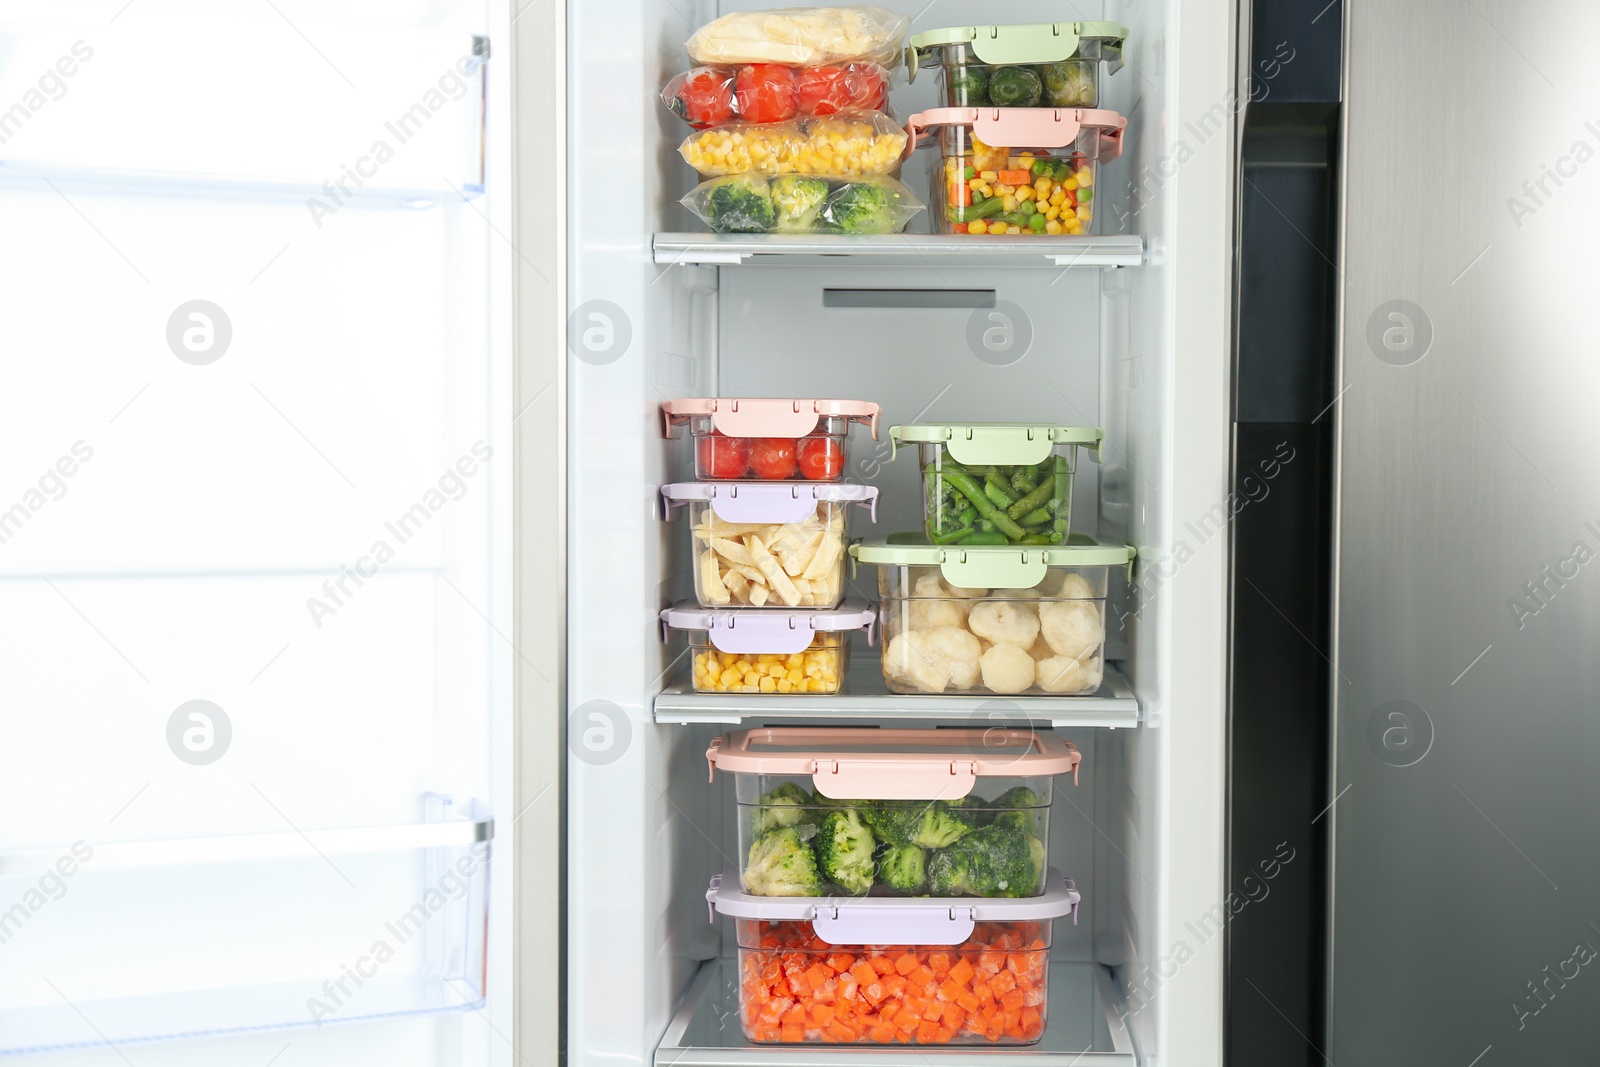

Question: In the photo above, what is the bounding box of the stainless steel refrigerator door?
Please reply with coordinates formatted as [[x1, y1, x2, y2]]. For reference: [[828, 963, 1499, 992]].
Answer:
[[1332, 1, 1600, 1062]]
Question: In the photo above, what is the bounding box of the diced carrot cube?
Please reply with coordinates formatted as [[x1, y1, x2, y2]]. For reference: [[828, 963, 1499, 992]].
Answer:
[[811, 1003, 834, 1028], [923, 1000, 944, 1022], [927, 952, 952, 975], [869, 1022, 897, 1043], [894, 952, 920, 975], [949, 958, 975, 985], [805, 963, 832, 989], [780, 1004, 804, 1027], [916, 1020, 940, 1043], [910, 965, 936, 987], [1001, 988, 1025, 1012], [1019, 1007, 1043, 1037], [827, 1019, 859, 1042], [827, 953, 856, 973], [871, 955, 896, 975], [991, 969, 1017, 995], [850, 961, 879, 987], [861, 982, 884, 1005], [955, 987, 980, 1011]]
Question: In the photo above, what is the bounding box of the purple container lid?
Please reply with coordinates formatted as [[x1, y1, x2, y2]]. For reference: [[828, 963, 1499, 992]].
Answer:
[[661, 481, 880, 525], [661, 600, 877, 655]]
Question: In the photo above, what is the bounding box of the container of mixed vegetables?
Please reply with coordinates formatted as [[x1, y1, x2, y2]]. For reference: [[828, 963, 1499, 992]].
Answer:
[[907, 107, 1125, 236], [891, 422, 1102, 546], [906, 22, 1128, 110]]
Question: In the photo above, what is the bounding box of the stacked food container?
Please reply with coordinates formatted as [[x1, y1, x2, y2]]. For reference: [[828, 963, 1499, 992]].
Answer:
[[706, 727, 1083, 1044], [660, 6, 926, 235], [660, 398, 883, 694], [904, 21, 1130, 235]]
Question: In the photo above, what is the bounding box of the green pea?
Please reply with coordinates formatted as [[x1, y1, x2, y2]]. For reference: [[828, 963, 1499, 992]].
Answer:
[[1020, 200, 1037, 216], [964, 165, 976, 180]]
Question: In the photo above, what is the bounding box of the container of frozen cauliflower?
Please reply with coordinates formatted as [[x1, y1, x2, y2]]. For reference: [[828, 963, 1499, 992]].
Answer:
[[661, 601, 874, 694], [851, 535, 1134, 696], [662, 482, 879, 610]]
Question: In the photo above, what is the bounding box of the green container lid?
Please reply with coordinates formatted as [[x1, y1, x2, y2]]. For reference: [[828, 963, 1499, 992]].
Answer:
[[852, 532, 1135, 590], [890, 423, 1103, 466], [908, 21, 1129, 76]]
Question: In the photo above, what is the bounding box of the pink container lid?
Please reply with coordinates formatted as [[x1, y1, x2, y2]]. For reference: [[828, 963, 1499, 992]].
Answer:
[[662, 398, 882, 440], [706, 726, 1081, 798], [907, 106, 1127, 162], [661, 481, 880, 525], [660, 601, 877, 654], [708, 871, 1081, 945]]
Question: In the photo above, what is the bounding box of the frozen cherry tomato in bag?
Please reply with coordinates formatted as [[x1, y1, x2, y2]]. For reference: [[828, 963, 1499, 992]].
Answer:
[[797, 437, 844, 480], [796, 64, 887, 115], [698, 432, 751, 479], [734, 64, 797, 123], [676, 68, 735, 128], [748, 438, 799, 479]]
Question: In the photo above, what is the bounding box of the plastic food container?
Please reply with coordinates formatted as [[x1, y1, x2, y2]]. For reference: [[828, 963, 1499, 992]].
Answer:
[[906, 107, 1126, 235], [660, 601, 875, 694], [706, 726, 1080, 898], [662, 63, 891, 128], [662, 482, 879, 609], [892, 422, 1103, 545], [709, 871, 1080, 1044], [663, 398, 882, 482], [852, 535, 1136, 696], [680, 174, 924, 235], [907, 22, 1129, 109], [680, 111, 909, 179]]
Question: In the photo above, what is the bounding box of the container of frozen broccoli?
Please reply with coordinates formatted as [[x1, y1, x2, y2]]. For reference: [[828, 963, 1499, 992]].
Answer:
[[660, 601, 875, 694], [708, 870, 1080, 1044], [891, 422, 1103, 545], [851, 535, 1135, 697], [707, 726, 1080, 900], [906, 22, 1128, 109], [906, 107, 1126, 236]]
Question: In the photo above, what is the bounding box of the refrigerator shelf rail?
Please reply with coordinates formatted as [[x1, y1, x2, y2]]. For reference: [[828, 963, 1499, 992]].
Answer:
[[654, 656, 1140, 728], [652, 233, 1144, 268]]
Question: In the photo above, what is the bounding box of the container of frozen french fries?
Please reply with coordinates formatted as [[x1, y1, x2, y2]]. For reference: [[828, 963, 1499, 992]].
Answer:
[[661, 482, 879, 610]]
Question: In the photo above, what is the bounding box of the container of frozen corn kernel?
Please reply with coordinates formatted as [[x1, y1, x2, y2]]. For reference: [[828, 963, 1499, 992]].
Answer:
[[661, 482, 879, 609], [662, 398, 881, 482], [891, 423, 1103, 546], [851, 535, 1136, 697], [906, 22, 1129, 110], [905, 107, 1126, 235], [706, 726, 1080, 900], [660, 601, 875, 694], [709, 871, 1080, 1045]]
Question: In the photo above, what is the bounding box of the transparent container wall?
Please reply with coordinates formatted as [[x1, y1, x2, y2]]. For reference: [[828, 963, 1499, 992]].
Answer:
[[690, 632, 848, 694], [736, 774, 1052, 898], [687, 414, 852, 482], [919, 441, 1079, 546], [686, 498, 849, 609], [733, 918, 1052, 1044], [920, 39, 1114, 110], [877, 566, 1108, 696], [934, 124, 1103, 236]]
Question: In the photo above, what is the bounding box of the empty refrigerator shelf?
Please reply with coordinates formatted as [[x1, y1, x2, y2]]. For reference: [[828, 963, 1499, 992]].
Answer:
[[652, 233, 1144, 268], [657, 958, 1136, 1066], [0, 974, 484, 1056], [654, 657, 1140, 728]]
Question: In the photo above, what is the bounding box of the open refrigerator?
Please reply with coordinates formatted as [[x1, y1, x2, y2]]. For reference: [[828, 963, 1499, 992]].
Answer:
[[564, 2, 1236, 1066]]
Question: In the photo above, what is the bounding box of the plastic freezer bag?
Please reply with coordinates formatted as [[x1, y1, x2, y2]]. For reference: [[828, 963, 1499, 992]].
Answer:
[[662, 62, 890, 128], [687, 5, 911, 68], [681, 174, 923, 235], [679, 111, 908, 179]]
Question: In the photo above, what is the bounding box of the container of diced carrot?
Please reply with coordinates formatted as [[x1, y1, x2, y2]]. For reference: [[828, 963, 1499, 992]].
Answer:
[[707, 870, 1079, 1045]]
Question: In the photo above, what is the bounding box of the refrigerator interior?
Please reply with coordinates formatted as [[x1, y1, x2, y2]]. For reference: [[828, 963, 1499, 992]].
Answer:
[[567, 0, 1200, 1063]]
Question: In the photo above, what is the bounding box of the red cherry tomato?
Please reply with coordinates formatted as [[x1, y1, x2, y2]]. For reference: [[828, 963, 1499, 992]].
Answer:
[[795, 64, 887, 116], [734, 64, 797, 123], [797, 436, 844, 480], [698, 432, 751, 479], [748, 438, 799, 479], [844, 64, 888, 110], [676, 68, 735, 128]]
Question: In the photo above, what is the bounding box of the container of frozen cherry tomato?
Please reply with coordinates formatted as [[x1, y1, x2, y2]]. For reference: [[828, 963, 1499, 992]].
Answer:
[[906, 22, 1128, 110], [906, 107, 1126, 235], [662, 398, 881, 481], [660, 601, 874, 694], [662, 62, 891, 128], [708, 870, 1080, 1045]]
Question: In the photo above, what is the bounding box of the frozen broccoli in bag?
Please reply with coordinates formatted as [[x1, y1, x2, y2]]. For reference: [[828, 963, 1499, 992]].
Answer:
[[770, 176, 830, 232], [691, 173, 776, 233], [1041, 60, 1096, 107], [820, 177, 920, 235]]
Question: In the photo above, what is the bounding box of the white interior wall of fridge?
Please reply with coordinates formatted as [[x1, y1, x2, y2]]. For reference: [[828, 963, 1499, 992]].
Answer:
[[566, 0, 1230, 1062]]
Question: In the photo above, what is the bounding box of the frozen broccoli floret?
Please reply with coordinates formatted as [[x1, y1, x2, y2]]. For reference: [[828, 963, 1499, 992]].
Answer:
[[927, 845, 973, 896], [705, 174, 776, 233], [752, 782, 815, 835], [927, 824, 1033, 897], [876, 843, 928, 894], [813, 807, 876, 895], [985, 786, 1042, 833], [743, 825, 824, 896], [864, 800, 976, 850], [770, 175, 830, 232], [1040, 60, 1097, 107], [822, 180, 905, 235]]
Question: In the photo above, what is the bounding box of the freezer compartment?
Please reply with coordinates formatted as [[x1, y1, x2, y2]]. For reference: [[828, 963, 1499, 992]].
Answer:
[[708, 726, 1079, 899], [663, 398, 881, 481], [907, 108, 1126, 236], [710, 872, 1079, 1045], [907, 22, 1129, 109], [663, 482, 878, 609], [661, 601, 875, 694], [853, 536, 1135, 697], [892, 423, 1103, 546]]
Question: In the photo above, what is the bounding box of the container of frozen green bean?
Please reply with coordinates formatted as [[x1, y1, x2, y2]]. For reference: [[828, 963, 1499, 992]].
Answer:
[[891, 424, 1103, 546]]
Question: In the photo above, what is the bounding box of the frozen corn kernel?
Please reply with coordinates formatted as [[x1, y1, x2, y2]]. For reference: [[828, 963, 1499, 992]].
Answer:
[[692, 641, 845, 693]]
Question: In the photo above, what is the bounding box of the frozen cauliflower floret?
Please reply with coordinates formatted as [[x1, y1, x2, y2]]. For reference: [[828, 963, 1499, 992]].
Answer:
[[925, 626, 982, 688], [967, 600, 1041, 648], [1039, 599, 1103, 660], [906, 573, 965, 630], [946, 584, 989, 599], [1036, 654, 1097, 694], [980, 643, 1036, 695], [1055, 572, 1097, 599], [884, 626, 981, 693]]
